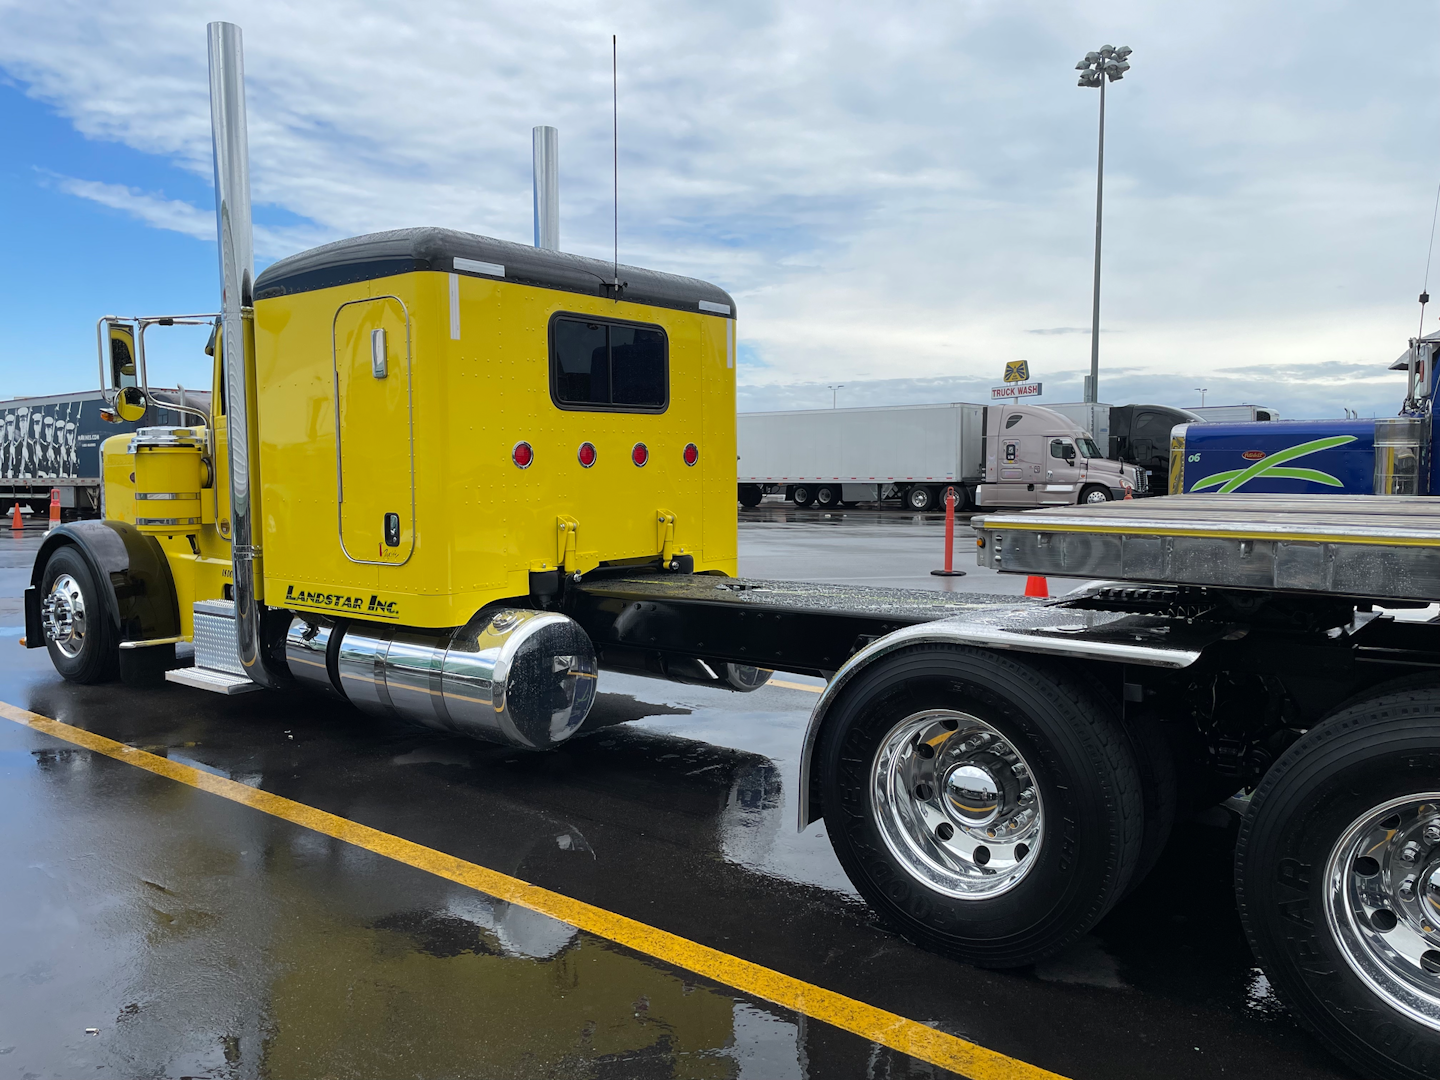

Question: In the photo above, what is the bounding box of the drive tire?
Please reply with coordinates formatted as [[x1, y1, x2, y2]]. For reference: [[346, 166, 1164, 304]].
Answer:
[[1236, 687, 1440, 1080], [738, 484, 763, 507], [792, 486, 814, 507], [39, 545, 119, 684], [818, 644, 1143, 967], [1079, 484, 1112, 505], [906, 486, 933, 511], [815, 486, 839, 508]]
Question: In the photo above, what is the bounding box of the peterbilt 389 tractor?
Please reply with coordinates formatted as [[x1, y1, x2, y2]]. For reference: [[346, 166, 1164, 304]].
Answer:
[[22, 23, 1440, 1080]]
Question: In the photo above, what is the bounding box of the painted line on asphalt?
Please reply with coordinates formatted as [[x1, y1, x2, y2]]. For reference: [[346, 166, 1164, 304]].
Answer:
[[768, 677, 824, 693], [0, 700, 1067, 1080]]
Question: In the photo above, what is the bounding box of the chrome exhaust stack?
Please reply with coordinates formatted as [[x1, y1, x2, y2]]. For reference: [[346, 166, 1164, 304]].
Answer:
[[532, 125, 559, 251], [208, 21, 283, 688], [286, 610, 599, 750]]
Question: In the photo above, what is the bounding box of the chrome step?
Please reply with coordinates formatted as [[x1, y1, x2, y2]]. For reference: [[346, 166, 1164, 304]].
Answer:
[[164, 599, 261, 695]]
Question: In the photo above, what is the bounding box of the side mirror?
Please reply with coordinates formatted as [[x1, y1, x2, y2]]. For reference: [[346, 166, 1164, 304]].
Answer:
[[1064, 447, 1076, 463], [115, 386, 148, 423]]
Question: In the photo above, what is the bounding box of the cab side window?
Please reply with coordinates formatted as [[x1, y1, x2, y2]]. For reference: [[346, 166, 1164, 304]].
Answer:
[[1050, 439, 1075, 461], [551, 315, 667, 412]]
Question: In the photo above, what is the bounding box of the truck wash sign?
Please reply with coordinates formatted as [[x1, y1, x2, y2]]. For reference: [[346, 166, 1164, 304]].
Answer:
[[992, 383, 1042, 400], [1178, 418, 1376, 494]]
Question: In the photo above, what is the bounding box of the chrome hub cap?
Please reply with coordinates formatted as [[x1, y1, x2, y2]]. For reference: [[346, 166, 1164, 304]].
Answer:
[[1325, 793, 1440, 1031], [871, 710, 1042, 899], [1085, 488, 1109, 504], [42, 573, 87, 659]]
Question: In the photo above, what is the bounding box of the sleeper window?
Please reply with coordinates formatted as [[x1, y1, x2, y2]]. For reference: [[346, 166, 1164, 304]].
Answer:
[[551, 315, 667, 412]]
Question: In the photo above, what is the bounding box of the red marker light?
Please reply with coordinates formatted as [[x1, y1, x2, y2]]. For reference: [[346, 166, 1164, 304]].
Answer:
[[578, 442, 597, 468], [631, 443, 649, 467], [683, 443, 699, 467], [512, 441, 534, 469]]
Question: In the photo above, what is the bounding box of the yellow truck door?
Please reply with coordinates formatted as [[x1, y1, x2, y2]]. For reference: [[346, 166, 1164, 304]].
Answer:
[[333, 296, 414, 565]]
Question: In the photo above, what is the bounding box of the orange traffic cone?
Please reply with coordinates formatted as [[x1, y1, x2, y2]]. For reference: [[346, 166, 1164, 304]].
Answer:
[[48, 489, 61, 530], [10, 504, 22, 531], [1024, 575, 1049, 598], [1123, 487, 1133, 500]]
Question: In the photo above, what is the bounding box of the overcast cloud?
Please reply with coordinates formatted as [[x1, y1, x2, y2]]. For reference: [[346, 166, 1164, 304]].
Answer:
[[0, 0, 1434, 417]]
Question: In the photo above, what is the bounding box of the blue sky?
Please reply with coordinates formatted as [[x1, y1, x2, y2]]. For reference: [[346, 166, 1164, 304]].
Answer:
[[0, 0, 1436, 417]]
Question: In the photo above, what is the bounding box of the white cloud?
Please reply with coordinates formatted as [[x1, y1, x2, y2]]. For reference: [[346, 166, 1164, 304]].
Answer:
[[1, 0, 1437, 417], [50, 175, 211, 239]]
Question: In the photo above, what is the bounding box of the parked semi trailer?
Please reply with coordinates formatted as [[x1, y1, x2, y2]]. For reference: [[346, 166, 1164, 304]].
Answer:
[[737, 401, 1144, 510], [0, 388, 197, 517], [21, 25, 1440, 1078]]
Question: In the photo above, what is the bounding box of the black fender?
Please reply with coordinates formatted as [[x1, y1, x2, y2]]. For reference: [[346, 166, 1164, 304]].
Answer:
[[25, 521, 181, 649]]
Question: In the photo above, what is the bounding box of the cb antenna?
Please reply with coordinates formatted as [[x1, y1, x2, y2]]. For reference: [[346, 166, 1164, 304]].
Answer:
[[1421, 175, 1440, 341], [612, 33, 618, 296]]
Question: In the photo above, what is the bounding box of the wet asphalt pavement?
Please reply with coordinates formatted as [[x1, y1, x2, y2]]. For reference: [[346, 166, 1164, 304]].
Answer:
[[0, 502, 1353, 1079]]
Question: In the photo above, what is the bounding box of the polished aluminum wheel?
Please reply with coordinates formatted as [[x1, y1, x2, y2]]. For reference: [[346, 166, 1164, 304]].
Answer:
[[1325, 793, 1440, 1032], [1083, 487, 1110, 504], [42, 573, 88, 659], [870, 709, 1043, 899]]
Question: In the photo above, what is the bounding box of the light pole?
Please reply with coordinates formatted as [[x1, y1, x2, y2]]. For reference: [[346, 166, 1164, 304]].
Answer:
[[1075, 44, 1132, 404], [1195, 387, 1208, 407], [828, 384, 845, 408]]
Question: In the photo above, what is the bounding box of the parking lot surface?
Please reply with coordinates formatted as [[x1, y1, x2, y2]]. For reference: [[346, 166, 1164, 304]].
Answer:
[[0, 504, 1352, 1079]]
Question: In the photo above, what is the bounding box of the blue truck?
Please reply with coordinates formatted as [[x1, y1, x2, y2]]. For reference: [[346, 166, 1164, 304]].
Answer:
[[1170, 332, 1438, 496]]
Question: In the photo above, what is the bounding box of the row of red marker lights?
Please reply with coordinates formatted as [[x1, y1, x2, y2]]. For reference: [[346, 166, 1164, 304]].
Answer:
[[512, 442, 698, 469]]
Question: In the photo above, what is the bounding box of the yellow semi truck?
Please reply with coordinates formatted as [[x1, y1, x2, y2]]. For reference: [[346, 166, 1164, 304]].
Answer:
[[23, 23, 1440, 1078]]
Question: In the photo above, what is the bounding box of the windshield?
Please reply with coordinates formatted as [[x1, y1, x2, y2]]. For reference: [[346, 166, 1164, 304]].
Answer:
[[1077, 437, 1102, 458]]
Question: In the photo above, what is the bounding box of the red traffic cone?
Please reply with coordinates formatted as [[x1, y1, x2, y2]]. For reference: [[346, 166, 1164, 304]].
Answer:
[[1024, 575, 1049, 598], [48, 489, 61, 529], [1123, 487, 1133, 500], [10, 504, 22, 531]]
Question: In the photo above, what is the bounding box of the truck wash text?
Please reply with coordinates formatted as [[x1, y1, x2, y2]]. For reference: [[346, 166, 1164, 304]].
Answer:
[[283, 584, 399, 618]]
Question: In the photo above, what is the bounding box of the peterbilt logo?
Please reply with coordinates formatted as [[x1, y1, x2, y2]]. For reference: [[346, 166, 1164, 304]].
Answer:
[[1241, 450, 1266, 461], [284, 584, 399, 618]]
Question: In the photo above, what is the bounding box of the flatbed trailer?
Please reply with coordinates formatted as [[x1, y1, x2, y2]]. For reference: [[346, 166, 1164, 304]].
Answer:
[[22, 24, 1440, 1080]]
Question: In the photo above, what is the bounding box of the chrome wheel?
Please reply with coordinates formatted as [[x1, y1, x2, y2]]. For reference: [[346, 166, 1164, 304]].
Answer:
[[870, 709, 1043, 899], [1083, 486, 1111, 504], [42, 572, 87, 659], [1325, 793, 1440, 1032]]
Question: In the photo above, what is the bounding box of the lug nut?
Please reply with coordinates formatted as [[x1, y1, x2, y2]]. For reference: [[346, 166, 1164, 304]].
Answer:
[[1400, 877, 1417, 901], [1402, 842, 1422, 863], [1425, 824, 1440, 845]]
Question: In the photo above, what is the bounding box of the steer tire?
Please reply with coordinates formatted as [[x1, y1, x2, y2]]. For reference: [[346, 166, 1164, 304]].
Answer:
[[39, 545, 119, 684], [818, 644, 1143, 968], [1236, 688, 1440, 1080], [1080, 484, 1112, 505]]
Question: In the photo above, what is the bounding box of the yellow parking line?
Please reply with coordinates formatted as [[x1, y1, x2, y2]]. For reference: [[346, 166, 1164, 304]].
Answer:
[[0, 700, 1066, 1080], [768, 678, 824, 693]]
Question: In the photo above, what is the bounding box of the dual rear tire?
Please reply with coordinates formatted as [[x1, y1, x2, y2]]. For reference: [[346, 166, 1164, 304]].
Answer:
[[818, 645, 1145, 966], [1237, 684, 1440, 1079]]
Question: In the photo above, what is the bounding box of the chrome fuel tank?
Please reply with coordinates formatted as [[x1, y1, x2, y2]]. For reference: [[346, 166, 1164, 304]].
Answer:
[[285, 608, 597, 750]]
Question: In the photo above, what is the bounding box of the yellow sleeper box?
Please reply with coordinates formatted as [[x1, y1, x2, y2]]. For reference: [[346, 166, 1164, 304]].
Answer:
[[105, 228, 739, 636]]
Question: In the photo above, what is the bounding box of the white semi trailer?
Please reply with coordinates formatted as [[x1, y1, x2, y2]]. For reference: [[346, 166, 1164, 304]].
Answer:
[[737, 401, 1144, 510]]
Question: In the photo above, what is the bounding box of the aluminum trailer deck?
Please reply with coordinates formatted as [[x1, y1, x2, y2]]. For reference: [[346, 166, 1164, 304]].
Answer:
[[973, 493, 1440, 602]]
